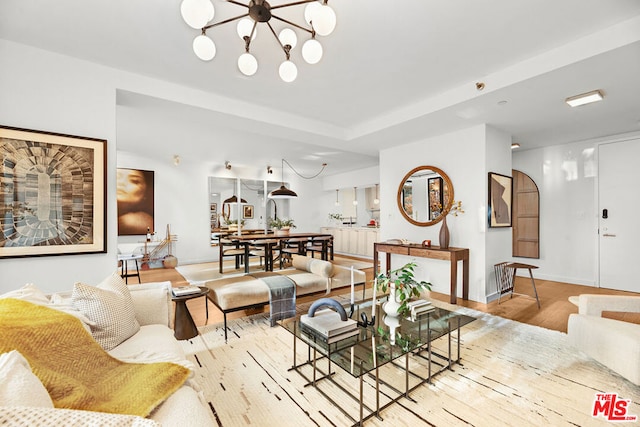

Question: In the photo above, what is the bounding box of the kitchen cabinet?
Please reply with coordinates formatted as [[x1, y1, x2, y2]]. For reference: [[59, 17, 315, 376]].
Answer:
[[322, 227, 379, 258]]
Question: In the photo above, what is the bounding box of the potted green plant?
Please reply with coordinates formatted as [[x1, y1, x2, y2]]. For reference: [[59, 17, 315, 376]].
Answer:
[[268, 217, 296, 235], [376, 261, 431, 318], [328, 213, 343, 225]]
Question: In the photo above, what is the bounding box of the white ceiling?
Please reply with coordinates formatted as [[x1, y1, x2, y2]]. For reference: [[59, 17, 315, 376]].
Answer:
[[1, 0, 640, 175]]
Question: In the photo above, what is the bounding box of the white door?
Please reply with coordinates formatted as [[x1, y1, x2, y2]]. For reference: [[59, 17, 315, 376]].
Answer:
[[598, 138, 640, 292]]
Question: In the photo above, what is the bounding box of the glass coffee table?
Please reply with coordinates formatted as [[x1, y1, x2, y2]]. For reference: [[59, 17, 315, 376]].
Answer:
[[280, 300, 475, 426]]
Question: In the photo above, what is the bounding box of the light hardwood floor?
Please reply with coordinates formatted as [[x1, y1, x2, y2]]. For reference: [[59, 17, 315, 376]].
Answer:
[[138, 260, 638, 333]]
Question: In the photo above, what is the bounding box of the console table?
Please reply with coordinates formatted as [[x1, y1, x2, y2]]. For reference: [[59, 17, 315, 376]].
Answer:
[[374, 242, 469, 304]]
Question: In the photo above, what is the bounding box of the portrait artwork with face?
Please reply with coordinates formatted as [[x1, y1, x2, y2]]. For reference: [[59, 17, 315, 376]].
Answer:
[[116, 168, 154, 235]]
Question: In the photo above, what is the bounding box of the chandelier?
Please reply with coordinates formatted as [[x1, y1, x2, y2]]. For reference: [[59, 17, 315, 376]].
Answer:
[[180, 0, 337, 82]]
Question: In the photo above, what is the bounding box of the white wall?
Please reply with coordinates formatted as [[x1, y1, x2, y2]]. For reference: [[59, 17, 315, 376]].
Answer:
[[117, 150, 328, 265], [380, 125, 498, 303], [117, 151, 215, 265], [513, 139, 598, 285], [0, 40, 117, 293], [484, 125, 514, 298]]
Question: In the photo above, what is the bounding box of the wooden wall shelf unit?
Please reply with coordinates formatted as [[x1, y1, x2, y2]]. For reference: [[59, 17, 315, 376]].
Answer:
[[373, 242, 469, 304]]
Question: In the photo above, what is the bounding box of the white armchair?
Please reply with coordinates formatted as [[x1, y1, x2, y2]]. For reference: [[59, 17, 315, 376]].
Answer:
[[567, 294, 640, 385]]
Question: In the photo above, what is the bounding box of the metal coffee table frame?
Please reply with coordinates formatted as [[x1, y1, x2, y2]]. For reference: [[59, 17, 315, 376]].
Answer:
[[281, 302, 475, 426]]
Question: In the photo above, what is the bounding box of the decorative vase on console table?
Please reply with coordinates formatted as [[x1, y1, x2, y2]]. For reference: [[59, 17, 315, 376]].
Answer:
[[439, 215, 450, 249]]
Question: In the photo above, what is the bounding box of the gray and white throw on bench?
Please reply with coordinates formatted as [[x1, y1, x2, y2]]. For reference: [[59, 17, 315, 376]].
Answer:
[[251, 272, 297, 326]]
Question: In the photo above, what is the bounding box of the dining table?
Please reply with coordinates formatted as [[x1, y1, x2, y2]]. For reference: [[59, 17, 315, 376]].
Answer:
[[223, 232, 333, 273]]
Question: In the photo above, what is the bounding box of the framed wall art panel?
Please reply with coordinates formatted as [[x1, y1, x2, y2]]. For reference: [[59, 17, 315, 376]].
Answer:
[[488, 172, 513, 228], [116, 168, 154, 236], [0, 125, 107, 258], [243, 205, 254, 219]]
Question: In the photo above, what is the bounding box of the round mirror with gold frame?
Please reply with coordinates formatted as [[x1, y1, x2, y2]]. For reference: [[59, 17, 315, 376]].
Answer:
[[397, 165, 454, 226]]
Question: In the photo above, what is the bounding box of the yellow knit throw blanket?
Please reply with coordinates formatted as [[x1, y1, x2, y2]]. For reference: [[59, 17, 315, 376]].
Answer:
[[0, 298, 190, 417]]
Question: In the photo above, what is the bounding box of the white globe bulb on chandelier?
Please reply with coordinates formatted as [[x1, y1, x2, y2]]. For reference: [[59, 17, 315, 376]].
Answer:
[[180, 0, 336, 82]]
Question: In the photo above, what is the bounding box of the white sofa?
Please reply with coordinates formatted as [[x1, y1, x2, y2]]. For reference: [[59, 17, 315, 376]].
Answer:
[[567, 294, 640, 385], [0, 280, 214, 426]]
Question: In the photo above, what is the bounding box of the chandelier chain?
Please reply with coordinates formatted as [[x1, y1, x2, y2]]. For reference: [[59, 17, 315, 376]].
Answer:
[[283, 159, 327, 179]]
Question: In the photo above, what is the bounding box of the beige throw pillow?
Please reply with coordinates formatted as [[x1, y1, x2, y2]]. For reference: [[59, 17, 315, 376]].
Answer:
[[72, 273, 141, 351], [0, 350, 54, 408], [0, 284, 94, 332], [0, 283, 50, 305], [0, 406, 160, 427]]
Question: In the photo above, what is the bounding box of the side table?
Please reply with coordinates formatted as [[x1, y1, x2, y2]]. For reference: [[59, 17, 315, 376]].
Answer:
[[171, 287, 209, 340], [118, 254, 143, 284]]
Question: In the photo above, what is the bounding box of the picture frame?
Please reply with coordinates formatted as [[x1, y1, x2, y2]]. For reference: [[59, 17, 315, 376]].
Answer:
[[210, 203, 217, 213], [116, 168, 154, 236], [402, 182, 413, 216], [243, 205, 254, 219], [428, 176, 443, 220], [0, 125, 107, 258], [488, 172, 513, 228]]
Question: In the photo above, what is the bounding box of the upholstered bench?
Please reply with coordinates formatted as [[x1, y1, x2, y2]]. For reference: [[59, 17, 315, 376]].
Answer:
[[204, 255, 366, 341]]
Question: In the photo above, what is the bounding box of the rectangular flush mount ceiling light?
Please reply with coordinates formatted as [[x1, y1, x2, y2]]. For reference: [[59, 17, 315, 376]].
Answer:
[[565, 89, 604, 107]]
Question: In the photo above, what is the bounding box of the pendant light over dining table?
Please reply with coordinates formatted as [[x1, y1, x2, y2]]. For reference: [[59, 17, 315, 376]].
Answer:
[[180, 0, 337, 82], [269, 158, 298, 199], [268, 158, 328, 199]]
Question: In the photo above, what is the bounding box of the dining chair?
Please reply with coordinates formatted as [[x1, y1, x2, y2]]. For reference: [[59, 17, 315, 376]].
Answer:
[[306, 235, 332, 261], [219, 237, 248, 274], [279, 237, 308, 269], [249, 239, 279, 272]]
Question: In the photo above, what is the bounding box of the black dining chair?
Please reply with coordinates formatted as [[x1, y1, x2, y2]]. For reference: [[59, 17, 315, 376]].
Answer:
[[279, 237, 308, 269], [306, 235, 332, 261]]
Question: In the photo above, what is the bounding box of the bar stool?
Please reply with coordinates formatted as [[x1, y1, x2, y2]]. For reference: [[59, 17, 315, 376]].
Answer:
[[118, 254, 143, 284]]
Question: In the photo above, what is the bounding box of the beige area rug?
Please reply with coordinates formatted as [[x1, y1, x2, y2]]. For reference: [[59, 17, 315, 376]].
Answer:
[[176, 261, 269, 284], [180, 298, 640, 427], [176, 256, 373, 285]]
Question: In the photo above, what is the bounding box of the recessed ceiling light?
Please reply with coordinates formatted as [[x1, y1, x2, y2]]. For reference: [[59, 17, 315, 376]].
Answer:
[[497, 100, 508, 106], [565, 89, 604, 107], [511, 143, 521, 149]]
